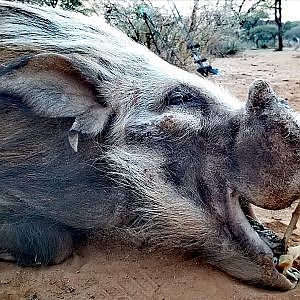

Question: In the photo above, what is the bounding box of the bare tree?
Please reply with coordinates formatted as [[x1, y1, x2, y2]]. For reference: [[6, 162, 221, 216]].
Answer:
[[228, 0, 270, 26], [189, 0, 199, 33], [274, 0, 283, 50]]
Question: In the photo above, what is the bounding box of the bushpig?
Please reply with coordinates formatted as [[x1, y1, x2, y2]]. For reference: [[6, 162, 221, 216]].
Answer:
[[1, 1, 300, 290]]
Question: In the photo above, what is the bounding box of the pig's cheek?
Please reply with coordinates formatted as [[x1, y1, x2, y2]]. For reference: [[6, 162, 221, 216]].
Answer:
[[124, 124, 154, 142]]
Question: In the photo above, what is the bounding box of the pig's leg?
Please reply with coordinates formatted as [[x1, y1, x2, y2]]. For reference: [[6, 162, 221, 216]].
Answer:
[[0, 215, 75, 266]]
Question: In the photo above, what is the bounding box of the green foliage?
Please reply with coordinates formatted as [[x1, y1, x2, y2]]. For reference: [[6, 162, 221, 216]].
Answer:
[[240, 9, 269, 33], [285, 25, 300, 39], [283, 21, 300, 32], [249, 24, 277, 48]]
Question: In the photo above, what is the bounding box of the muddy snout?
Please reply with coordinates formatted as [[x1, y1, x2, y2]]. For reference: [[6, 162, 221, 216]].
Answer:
[[233, 79, 300, 210]]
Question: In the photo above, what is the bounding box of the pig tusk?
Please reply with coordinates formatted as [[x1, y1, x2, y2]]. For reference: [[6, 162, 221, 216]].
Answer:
[[68, 130, 79, 152]]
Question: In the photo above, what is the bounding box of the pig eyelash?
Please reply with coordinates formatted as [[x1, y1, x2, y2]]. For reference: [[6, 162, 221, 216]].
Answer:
[[164, 89, 209, 114], [167, 91, 186, 105]]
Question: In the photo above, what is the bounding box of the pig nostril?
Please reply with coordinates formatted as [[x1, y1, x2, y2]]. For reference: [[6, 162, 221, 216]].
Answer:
[[272, 257, 279, 266]]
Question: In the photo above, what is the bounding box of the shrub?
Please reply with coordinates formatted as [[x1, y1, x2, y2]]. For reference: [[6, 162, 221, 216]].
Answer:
[[285, 25, 300, 39], [249, 24, 277, 48]]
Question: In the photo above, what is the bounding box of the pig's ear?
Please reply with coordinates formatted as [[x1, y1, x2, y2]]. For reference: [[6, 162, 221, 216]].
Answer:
[[246, 79, 277, 112], [0, 53, 109, 152]]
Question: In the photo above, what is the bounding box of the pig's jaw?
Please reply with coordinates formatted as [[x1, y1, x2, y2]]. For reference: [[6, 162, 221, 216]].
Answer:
[[226, 188, 298, 289]]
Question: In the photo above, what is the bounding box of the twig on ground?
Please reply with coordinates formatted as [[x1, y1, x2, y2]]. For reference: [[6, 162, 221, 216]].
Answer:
[[284, 200, 300, 251]]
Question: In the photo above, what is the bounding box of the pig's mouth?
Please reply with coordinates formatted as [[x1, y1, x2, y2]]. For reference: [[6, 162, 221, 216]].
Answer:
[[227, 189, 281, 257], [227, 189, 299, 289], [239, 197, 285, 257]]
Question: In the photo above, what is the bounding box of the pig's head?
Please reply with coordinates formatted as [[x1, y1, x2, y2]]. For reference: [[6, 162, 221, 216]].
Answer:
[[1, 2, 300, 291], [115, 73, 300, 289]]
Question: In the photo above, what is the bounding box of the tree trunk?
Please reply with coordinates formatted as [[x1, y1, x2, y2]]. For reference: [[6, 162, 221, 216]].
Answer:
[[189, 0, 199, 33], [275, 0, 283, 51]]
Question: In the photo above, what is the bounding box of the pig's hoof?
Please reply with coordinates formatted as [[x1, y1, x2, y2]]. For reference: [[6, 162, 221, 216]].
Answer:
[[0, 251, 15, 262], [0, 251, 42, 266], [0, 216, 77, 266]]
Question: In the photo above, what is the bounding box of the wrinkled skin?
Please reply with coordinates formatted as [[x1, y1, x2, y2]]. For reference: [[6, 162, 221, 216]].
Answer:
[[0, 2, 300, 290]]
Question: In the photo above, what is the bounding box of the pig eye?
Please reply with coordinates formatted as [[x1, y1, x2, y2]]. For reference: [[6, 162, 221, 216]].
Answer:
[[272, 257, 278, 265], [166, 90, 198, 106], [168, 92, 186, 105]]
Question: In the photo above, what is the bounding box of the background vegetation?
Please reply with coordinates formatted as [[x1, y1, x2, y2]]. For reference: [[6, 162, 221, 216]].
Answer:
[[7, 0, 300, 72]]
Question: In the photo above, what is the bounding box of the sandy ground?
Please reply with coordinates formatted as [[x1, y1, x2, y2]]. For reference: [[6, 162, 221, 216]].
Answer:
[[1, 49, 300, 300]]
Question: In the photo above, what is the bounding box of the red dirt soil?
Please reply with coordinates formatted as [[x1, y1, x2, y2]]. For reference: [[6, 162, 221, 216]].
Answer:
[[1, 49, 300, 300]]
